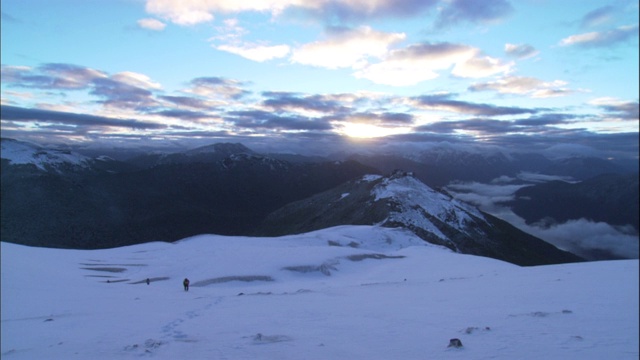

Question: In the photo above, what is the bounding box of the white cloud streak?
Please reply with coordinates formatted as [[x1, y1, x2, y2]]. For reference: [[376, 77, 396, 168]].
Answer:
[[137, 18, 167, 31], [144, 0, 440, 25], [469, 76, 573, 98], [111, 72, 163, 90], [217, 43, 291, 62], [355, 42, 511, 86], [559, 24, 639, 48], [290, 26, 405, 69]]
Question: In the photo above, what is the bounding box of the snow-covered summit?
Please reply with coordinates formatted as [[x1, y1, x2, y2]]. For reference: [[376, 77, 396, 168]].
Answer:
[[0, 138, 91, 171], [372, 171, 486, 233]]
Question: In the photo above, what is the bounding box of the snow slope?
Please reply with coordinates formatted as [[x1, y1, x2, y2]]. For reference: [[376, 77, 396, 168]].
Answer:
[[372, 173, 486, 239], [2, 225, 638, 359], [0, 138, 90, 171]]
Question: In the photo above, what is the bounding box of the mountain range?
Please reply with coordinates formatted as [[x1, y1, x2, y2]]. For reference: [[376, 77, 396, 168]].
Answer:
[[1, 139, 375, 249], [1, 138, 636, 264]]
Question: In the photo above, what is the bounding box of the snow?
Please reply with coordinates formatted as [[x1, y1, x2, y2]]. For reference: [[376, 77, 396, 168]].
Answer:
[[362, 174, 383, 182], [0, 139, 90, 171], [2, 225, 638, 359], [372, 175, 487, 239]]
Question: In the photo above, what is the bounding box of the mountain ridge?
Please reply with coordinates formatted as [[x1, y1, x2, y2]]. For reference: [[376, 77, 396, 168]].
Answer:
[[256, 171, 583, 266]]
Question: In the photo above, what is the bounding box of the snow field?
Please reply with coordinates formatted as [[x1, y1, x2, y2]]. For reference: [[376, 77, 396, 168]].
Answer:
[[2, 225, 638, 359]]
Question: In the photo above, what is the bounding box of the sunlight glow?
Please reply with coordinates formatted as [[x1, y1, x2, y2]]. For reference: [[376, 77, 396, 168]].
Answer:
[[339, 122, 411, 139]]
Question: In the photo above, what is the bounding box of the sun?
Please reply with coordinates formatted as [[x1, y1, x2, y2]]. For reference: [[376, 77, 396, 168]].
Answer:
[[339, 123, 410, 139]]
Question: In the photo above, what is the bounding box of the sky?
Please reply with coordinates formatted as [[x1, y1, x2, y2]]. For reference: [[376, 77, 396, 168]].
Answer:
[[1, 0, 638, 157], [2, 226, 638, 359]]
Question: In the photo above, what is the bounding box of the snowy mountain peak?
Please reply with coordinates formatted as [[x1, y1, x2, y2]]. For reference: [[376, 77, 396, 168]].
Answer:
[[259, 171, 581, 265], [371, 171, 486, 235], [0, 138, 91, 171]]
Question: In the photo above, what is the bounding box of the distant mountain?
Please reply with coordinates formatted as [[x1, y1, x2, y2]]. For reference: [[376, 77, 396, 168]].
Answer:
[[508, 173, 640, 233], [256, 171, 583, 266], [1, 138, 378, 249], [124, 143, 256, 169], [344, 147, 634, 188], [1, 138, 89, 172], [0, 138, 137, 174], [0, 138, 629, 264]]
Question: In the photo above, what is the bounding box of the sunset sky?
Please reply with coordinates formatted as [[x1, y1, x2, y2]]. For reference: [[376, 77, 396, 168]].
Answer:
[[1, 0, 638, 157]]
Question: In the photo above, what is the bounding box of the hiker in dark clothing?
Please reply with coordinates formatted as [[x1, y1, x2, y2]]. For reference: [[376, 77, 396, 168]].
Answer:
[[183, 278, 190, 291], [146, 278, 150, 285]]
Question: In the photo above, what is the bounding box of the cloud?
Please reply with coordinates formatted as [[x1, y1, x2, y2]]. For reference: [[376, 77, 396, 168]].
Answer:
[[451, 55, 513, 78], [361, 41, 476, 82], [37, 64, 109, 89], [145, 0, 216, 25], [227, 91, 414, 137], [0, 105, 166, 130], [262, 91, 350, 115], [435, 0, 514, 28], [1, 63, 107, 90], [559, 24, 639, 48], [469, 75, 573, 98], [144, 0, 440, 26], [580, 5, 614, 28], [295, 0, 439, 23], [515, 172, 576, 183], [446, 178, 639, 260], [152, 109, 212, 120], [445, 180, 528, 210], [504, 43, 539, 59], [226, 110, 334, 131], [208, 18, 248, 43], [412, 113, 596, 139], [329, 111, 414, 127], [185, 77, 250, 100], [159, 95, 221, 110], [2, 61, 636, 161], [418, 118, 518, 134], [1, 64, 165, 111], [527, 218, 639, 260], [291, 26, 405, 69], [2, 63, 168, 109], [589, 97, 639, 121], [513, 113, 580, 127], [137, 18, 167, 31], [217, 43, 290, 62], [90, 78, 159, 111], [0, 64, 168, 111], [354, 42, 511, 86], [410, 93, 536, 116], [142, 0, 515, 30], [416, 113, 592, 138], [111, 72, 163, 90], [209, 18, 290, 62]]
